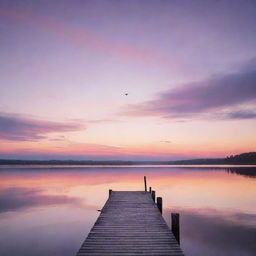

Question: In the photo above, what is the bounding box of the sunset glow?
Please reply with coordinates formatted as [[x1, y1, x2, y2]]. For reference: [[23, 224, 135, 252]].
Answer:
[[1, 1, 256, 160]]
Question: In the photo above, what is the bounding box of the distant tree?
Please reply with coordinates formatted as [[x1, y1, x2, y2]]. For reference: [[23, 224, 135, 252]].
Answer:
[[226, 152, 256, 164]]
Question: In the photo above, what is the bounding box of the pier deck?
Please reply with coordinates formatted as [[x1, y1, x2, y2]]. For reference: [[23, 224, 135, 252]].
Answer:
[[76, 191, 184, 256]]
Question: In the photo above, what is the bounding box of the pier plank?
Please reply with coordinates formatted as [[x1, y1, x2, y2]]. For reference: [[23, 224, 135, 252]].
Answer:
[[76, 191, 184, 256]]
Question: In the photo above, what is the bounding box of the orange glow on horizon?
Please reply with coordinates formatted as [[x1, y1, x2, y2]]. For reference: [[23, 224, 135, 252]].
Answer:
[[0, 137, 254, 160]]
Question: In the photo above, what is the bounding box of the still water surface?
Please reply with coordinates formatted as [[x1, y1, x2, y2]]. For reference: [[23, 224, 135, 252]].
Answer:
[[0, 165, 255, 256]]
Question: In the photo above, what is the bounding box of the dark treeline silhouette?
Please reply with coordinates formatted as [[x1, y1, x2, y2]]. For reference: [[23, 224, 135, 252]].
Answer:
[[225, 152, 256, 164], [168, 152, 256, 165], [0, 152, 255, 165]]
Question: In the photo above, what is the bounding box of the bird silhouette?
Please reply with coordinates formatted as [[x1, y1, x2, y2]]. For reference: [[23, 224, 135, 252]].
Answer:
[[125, 93, 128, 96]]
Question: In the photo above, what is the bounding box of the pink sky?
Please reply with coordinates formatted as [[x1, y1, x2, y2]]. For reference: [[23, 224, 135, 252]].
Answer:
[[0, 1, 256, 160]]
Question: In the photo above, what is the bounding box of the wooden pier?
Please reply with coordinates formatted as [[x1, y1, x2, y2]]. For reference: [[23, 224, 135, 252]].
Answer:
[[76, 180, 184, 256]]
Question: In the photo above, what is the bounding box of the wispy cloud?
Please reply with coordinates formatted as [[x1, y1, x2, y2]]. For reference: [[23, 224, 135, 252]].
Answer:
[[0, 6, 168, 66], [124, 66, 256, 120], [86, 119, 123, 124], [160, 140, 172, 144], [0, 113, 85, 141], [225, 110, 256, 120]]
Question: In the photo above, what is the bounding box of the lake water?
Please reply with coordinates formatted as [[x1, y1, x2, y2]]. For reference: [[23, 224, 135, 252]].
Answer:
[[0, 165, 255, 256]]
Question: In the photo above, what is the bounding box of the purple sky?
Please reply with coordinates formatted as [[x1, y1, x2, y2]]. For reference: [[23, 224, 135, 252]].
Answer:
[[0, 0, 256, 160]]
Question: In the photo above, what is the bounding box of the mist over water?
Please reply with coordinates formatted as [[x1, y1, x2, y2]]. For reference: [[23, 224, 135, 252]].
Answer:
[[0, 166, 255, 256]]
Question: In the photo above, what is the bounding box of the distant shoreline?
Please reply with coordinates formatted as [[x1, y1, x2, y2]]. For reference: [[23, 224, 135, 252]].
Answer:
[[1, 152, 256, 165], [0, 159, 255, 166]]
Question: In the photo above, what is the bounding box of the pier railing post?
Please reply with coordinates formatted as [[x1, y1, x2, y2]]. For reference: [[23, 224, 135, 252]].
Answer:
[[157, 197, 162, 214], [152, 190, 156, 202], [109, 189, 112, 197], [149, 187, 152, 193], [144, 176, 147, 192], [171, 213, 180, 244]]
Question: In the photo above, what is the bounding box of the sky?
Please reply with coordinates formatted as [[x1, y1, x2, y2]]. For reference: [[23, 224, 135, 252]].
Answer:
[[0, 0, 256, 160]]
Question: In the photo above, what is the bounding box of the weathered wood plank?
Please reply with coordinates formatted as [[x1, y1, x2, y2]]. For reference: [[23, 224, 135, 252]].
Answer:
[[76, 191, 184, 256]]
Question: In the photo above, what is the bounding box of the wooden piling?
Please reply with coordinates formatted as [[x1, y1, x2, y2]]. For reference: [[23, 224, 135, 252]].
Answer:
[[151, 190, 156, 202], [109, 189, 112, 197], [171, 213, 180, 244], [144, 176, 147, 192], [157, 197, 162, 214], [149, 186, 152, 193]]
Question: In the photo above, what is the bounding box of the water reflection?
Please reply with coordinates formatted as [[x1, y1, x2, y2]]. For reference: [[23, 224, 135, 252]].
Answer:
[[226, 167, 256, 178], [165, 207, 256, 256], [0, 187, 82, 213], [0, 166, 255, 256]]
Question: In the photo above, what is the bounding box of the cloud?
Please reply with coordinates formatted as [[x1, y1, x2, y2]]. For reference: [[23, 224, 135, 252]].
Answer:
[[0, 6, 168, 66], [124, 67, 256, 120], [0, 113, 85, 141], [225, 110, 256, 119], [48, 135, 66, 142], [160, 140, 172, 143], [86, 119, 123, 124]]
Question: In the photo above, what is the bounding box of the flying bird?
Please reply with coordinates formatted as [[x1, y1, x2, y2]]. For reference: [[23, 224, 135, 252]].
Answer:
[[124, 93, 128, 96]]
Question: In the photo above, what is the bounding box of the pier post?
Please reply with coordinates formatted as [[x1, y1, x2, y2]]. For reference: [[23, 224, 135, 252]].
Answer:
[[149, 187, 152, 193], [157, 197, 162, 214], [144, 176, 147, 192], [152, 190, 156, 202], [171, 213, 180, 244], [109, 189, 112, 197]]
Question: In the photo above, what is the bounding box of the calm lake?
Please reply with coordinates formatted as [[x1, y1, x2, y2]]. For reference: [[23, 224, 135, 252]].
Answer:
[[0, 165, 255, 256]]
